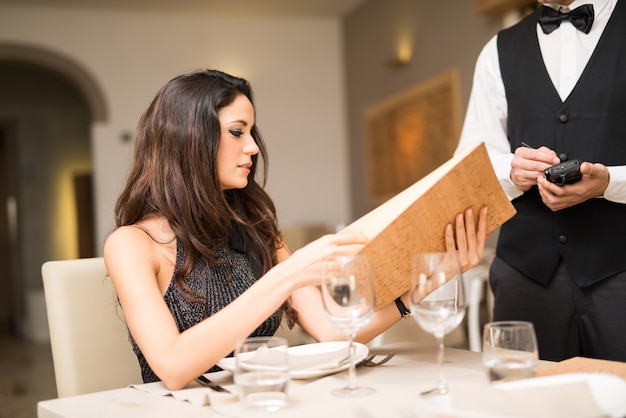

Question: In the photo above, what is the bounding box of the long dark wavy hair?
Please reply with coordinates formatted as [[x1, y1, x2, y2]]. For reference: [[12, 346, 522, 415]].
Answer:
[[113, 69, 296, 326]]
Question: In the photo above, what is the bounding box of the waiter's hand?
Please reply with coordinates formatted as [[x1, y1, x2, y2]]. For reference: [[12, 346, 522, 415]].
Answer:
[[537, 162, 610, 211], [510, 145, 559, 192]]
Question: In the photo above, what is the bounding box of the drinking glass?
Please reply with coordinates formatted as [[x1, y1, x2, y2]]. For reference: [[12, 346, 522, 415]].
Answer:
[[320, 254, 377, 397], [410, 252, 466, 396], [234, 336, 290, 412], [482, 321, 538, 383]]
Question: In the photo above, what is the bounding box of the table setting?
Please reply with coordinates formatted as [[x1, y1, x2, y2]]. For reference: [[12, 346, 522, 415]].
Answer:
[[37, 339, 626, 418], [37, 252, 626, 418], [121, 340, 626, 418], [129, 340, 393, 406]]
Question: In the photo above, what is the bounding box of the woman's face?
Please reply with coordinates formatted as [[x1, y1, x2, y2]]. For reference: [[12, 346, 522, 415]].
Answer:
[[217, 94, 259, 190]]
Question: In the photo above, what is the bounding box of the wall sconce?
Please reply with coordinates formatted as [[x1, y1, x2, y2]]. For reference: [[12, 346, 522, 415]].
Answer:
[[384, 55, 411, 68], [384, 31, 412, 68]]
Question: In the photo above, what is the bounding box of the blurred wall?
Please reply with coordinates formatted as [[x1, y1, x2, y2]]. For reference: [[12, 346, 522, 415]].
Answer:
[[0, 1, 510, 338], [344, 0, 503, 220], [0, 4, 351, 259]]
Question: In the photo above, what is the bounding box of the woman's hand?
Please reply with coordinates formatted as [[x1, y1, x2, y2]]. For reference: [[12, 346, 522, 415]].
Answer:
[[396, 207, 487, 308], [445, 207, 488, 271], [275, 232, 369, 289]]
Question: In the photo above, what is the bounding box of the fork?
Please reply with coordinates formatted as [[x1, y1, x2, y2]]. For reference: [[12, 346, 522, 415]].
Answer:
[[195, 375, 231, 393], [357, 352, 397, 367], [355, 353, 376, 367]]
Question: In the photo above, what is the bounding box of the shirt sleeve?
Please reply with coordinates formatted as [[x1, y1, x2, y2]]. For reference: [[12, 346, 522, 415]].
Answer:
[[603, 166, 626, 204], [455, 35, 523, 201]]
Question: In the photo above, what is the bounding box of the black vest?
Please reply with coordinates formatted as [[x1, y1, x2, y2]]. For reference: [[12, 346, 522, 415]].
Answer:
[[496, 1, 626, 288]]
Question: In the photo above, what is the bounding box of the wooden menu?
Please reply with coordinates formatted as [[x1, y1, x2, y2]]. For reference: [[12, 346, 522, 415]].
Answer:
[[342, 142, 516, 310], [536, 356, 626, 381]]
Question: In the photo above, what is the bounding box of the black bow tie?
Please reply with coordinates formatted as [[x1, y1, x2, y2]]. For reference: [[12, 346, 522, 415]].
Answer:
[[538, 4, 595, 34]]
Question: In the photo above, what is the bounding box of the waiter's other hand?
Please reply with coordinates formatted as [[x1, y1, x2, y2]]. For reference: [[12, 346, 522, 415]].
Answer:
[[537, 161, 610, 211]]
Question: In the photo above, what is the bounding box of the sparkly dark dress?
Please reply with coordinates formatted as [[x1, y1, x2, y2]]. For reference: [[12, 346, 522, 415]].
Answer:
[[130, 243, 282, 383]]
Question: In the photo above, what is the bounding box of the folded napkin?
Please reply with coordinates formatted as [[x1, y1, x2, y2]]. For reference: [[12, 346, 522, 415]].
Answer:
[[130, 372, 237, 407], [288, 343, 350, 371], [217, 342, 361, 378], [131, 373, 349, 416], [449, 379, 605, 418], [238, 346, 288, 371]]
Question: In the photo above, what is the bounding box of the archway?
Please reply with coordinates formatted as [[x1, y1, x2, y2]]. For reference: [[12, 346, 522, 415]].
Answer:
[[0, 42, 108, 339], [0, 42, 108, 122]]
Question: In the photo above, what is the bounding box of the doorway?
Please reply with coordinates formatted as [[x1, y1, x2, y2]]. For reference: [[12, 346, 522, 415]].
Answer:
[[0, 126, 13, 333], [0, 60, 95, 338]]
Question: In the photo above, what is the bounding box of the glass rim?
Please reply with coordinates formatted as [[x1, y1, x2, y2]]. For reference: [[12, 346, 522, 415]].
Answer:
[[240, 335, 287, 342], [236, 335, 288, 348], [484, 320, 534, 329]]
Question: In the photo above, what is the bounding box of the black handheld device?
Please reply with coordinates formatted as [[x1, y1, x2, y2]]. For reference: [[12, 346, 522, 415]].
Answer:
[[544, 159, 582, 186]]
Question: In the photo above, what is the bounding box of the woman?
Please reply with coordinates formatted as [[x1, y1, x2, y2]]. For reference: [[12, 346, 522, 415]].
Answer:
[[104, 69, 487, 390]]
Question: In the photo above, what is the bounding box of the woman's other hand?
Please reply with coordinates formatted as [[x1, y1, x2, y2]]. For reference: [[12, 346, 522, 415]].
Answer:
[[445, 207, 488, 271]]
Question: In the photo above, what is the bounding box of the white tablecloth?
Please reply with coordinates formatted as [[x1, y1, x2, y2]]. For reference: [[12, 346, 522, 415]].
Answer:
[[37, 344, 624, 418]]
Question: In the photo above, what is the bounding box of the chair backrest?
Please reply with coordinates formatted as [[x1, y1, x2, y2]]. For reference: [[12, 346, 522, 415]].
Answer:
[[42, 257, 142, 397]]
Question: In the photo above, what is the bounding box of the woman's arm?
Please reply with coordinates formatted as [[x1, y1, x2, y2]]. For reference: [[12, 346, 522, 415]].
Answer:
[[292, 207, 488, 345], [104, 226, 367, 390], [106, 206, 484, 389], [104, 226, 294, 390]]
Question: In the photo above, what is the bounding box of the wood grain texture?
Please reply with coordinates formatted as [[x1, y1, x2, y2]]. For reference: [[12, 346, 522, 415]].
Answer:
[[343, 142, 516, 310], [536, 356, 626, 381]]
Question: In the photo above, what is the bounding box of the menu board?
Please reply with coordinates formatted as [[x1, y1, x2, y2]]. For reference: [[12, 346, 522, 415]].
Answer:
[[342, 142, 516, 310], [537, 356, 626, 380]]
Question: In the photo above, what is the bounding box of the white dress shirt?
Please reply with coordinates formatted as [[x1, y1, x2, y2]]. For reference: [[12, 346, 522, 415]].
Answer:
[[456, 0, 626, 203]]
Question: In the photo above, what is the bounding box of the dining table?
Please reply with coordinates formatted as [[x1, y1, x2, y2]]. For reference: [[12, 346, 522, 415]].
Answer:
[[37, 342, 626, 418]]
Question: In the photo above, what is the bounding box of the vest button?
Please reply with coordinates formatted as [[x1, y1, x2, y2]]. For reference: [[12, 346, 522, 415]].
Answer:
[[559, 114, 569, 123], [558, 235, 568, 244], [559, 153, 568, 161]]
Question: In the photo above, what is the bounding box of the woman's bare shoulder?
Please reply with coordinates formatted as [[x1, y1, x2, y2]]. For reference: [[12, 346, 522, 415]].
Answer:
[[104, 217, 176, 290], [106, 224, 154, 249], [105, 217, 175, 262], [104, 227, 155, 273]]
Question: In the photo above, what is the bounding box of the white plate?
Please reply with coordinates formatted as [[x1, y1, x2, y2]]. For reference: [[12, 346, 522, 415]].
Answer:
[[217, 341, 369, 380]]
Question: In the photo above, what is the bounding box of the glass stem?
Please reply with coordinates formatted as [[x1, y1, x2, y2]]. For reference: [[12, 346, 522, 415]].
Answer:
[[346, 334, 358, 390], [435, 334, 447, 391]]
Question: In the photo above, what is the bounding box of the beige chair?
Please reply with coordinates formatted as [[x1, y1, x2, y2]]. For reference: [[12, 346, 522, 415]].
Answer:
[[42, 257, 142, 397]]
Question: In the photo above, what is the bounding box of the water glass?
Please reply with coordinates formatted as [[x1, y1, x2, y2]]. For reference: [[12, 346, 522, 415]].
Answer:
[[482, 321, 538, 383], [234, 336, 290, 412]]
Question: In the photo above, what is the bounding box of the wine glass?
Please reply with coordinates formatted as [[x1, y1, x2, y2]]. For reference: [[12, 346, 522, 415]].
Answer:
[[410, 252, 466, 396], [320, 254, 377, 397]]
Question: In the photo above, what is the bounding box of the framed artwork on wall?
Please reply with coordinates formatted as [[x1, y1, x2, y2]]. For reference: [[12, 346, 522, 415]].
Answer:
[[364, 68, 462, 206]]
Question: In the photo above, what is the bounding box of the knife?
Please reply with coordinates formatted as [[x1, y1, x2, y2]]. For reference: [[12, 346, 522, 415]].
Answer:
[[195, 375, 231, 393]]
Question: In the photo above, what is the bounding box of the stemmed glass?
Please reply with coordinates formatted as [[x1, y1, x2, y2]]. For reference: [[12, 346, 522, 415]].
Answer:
[[410, 252, 466, 396], [320, 254, 377, 398]]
